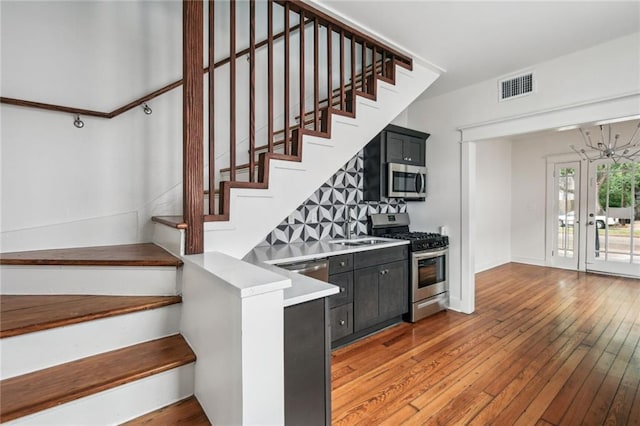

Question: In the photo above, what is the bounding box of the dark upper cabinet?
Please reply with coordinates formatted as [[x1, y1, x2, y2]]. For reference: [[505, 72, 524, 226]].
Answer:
[[363, 124, 429, 201], [385, 130, 426, 166]]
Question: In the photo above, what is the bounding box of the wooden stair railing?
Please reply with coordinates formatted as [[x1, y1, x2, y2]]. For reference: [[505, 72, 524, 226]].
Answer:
[[2, 0, 414, 255], [178, 0, 413, 253]]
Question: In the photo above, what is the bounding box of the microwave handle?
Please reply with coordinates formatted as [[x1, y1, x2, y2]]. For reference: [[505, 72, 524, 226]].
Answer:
[[415, 173, 425, 194]]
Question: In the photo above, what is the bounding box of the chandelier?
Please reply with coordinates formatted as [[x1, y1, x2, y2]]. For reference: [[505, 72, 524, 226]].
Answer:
[[570, 121, 640, 163]]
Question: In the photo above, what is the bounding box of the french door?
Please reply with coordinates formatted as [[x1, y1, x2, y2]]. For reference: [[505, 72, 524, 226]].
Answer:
[[550, 162, 581, 270], [586, 160, 640, 277]]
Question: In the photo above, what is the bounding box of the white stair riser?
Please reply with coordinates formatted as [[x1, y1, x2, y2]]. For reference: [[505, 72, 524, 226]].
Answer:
[[0, 265, 180, 295], [2, 364, 195, 425], [0, 305, 181, 380], [152, 223, 185, 257], [218, 145, 286, 181]]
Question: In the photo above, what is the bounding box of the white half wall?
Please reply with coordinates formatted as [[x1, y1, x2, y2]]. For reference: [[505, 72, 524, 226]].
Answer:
[[180, 252, 289, 426]]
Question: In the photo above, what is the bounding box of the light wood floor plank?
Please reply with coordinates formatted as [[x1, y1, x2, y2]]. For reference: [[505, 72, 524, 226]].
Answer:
[[331, 263, 640, 425]]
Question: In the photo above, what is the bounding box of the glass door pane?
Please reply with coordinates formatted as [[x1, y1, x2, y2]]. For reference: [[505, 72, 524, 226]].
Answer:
[[552, 162, 580, 269], [587, 160, 640, 277]]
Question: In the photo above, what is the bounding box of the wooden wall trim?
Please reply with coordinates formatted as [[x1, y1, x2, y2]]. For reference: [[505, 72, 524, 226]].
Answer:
[[0, 15, 311, 120]]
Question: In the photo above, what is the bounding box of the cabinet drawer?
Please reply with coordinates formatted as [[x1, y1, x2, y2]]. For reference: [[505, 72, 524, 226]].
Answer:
[[328, 272, 353, 308], [329, 254, 353, 274], [330, 303, 353, 341], [354, 246, 407, 270]]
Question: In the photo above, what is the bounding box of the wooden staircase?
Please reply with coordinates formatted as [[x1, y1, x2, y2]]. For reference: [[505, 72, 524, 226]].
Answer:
[[0, 244, 211, 425]]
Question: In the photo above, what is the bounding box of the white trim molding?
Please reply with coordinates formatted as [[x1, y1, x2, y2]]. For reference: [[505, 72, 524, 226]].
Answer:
[[458, 91, 640, 143]]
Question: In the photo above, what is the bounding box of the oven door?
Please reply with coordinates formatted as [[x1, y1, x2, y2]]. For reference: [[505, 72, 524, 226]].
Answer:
[[412, 248, 448, 302], [387, 163, 427, 199]]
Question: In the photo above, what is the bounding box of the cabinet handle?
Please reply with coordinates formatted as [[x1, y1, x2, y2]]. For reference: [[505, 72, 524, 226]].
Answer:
[[339, 320, 345, 326], [340, 287, 346, 293], [340, 261, 346, 267]]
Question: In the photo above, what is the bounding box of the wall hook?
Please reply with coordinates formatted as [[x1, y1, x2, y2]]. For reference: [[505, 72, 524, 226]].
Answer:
[[142, 103, 152, 115], [73, 115, 84, 128]]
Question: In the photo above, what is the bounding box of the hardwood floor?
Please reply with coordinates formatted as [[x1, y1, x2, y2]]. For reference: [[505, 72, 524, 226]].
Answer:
[[331, 263, 640, 425]]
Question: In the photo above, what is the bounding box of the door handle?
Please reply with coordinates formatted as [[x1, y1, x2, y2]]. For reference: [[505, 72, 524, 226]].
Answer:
[[588, 221, 595, 225]]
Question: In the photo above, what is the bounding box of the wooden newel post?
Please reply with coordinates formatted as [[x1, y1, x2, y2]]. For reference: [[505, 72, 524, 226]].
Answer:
[[183, 0, 204, 254]]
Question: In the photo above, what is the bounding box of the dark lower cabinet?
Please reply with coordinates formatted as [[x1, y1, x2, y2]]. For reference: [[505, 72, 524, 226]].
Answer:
[[354, 259, 408, 331], [330, 303, 353, 340], [378, 260, 408, 320], [330, 246, 409, 348], [284, 298, 330, 426]]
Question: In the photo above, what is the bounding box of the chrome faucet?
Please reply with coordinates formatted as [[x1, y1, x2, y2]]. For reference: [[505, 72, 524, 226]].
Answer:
[[345, 207, 354, 240]]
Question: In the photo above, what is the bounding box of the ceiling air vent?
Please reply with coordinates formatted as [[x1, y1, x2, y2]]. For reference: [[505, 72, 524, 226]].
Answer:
[[499, 72, 534, 101]]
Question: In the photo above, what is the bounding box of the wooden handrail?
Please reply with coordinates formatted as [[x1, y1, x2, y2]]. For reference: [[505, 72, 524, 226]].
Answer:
[[276, 0, 412, 68], [0, 18, 311, 119]]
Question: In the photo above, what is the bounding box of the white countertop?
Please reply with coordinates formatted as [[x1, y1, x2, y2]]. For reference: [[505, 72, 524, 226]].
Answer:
[[244, 237, 409, 307]]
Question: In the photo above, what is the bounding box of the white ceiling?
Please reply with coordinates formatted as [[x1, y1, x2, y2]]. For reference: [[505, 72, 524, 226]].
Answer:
[[314, 1, 640, 99]]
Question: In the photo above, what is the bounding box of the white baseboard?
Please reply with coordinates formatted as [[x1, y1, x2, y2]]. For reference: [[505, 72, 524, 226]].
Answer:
[[474, 258, 511, 273], [510, 256, 546, 267]]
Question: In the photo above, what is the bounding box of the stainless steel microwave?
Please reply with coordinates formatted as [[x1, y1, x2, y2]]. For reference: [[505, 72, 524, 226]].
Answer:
[[387, 163, 427, 199]]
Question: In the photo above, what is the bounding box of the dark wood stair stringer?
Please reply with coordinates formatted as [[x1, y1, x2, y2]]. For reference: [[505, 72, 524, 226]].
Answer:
[[153, 57, 408, 225], [0, 334, 196, 423], [210, 59, 402, 210]]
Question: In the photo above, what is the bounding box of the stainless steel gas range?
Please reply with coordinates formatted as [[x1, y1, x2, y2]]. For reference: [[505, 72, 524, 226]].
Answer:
[[370, 213, 449, 322]]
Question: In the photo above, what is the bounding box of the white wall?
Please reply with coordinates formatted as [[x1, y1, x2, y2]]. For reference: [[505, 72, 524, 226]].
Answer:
[[406, 32, 640, 313], [1, 1, 184, 252], [475, 138, 511, 272]]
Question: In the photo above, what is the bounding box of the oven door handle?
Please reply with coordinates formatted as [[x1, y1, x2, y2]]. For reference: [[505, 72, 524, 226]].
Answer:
[[413, 248, 448, 261], [419, 258, 438, 266]]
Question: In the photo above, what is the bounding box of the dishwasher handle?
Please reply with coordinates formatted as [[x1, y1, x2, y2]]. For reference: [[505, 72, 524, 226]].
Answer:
[[279, 259, 329, 282], [285, 262, 327, 274]]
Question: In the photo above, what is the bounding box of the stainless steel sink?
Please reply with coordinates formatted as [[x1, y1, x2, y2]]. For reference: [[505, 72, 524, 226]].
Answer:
[[329, 238, 386, 246]]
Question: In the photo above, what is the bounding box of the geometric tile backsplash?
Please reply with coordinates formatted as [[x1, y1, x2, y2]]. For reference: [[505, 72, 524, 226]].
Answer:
[[258, 149, 407, 246]]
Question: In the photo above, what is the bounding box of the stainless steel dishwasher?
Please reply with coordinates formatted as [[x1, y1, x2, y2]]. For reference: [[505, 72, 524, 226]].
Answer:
[[279, 258, 329, 282]]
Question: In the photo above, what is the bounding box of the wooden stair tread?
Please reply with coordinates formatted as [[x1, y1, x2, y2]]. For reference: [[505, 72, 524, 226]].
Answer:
[[152, 216, 188, 229], [0, 295, 182, 338], [0, 243, 183, 267], [123, 396, 210, 425], [0, 334, 195, 422]]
